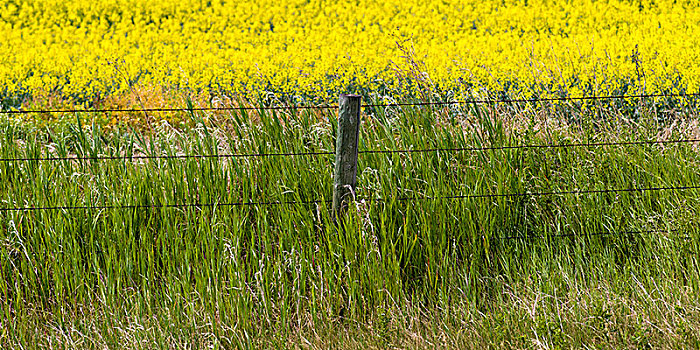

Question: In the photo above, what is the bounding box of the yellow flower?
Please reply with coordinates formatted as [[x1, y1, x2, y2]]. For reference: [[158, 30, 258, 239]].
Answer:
[[0, 0, 698, 109]]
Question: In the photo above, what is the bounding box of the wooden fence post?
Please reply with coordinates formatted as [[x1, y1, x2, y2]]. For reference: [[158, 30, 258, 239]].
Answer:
[[332, 94, 362, 221]]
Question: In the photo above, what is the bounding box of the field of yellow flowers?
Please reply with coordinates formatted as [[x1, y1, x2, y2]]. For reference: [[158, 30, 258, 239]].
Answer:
[[1, 0, 700, 109]]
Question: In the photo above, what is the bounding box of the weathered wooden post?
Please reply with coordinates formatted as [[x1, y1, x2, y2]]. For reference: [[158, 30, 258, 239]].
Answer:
[[332, 94, 362, 222]]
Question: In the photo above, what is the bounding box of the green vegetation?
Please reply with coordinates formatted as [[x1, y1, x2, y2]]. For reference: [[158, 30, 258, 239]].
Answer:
[[1, 99, 700, 348]]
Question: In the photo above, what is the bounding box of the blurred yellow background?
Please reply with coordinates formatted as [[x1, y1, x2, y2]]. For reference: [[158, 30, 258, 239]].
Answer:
[[1, 0, 699, 106]]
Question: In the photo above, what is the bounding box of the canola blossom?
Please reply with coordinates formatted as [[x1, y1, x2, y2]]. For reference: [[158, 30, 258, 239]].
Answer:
[[1, 0, 699, 108]]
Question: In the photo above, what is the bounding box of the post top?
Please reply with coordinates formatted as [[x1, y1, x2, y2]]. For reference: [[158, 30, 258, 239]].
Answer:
[[340, 94, 362, 98]]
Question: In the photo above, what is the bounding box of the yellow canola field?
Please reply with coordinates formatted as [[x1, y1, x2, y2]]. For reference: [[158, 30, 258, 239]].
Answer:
[[1, 0, 699, 106]]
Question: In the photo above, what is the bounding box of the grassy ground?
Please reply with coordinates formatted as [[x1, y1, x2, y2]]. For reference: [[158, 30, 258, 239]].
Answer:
[[1, 98, 700, 348]]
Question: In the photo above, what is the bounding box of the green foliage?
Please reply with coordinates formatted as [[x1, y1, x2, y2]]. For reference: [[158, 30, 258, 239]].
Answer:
[[1, 100, 699, 348]]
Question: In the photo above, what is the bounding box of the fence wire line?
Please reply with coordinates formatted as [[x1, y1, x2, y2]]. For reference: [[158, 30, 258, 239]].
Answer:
[[0, 104, 337, 115], [3, 184, 698, 213], [362, 92, 700, 108], [0, 150, 335, 162], [0, 198, 329, 213], [501, 228, 685, 240], [359, 138, 700, 156], [2, 92, 698, 115], [362, 184, 700, 203], [2, 138, 699, 163]]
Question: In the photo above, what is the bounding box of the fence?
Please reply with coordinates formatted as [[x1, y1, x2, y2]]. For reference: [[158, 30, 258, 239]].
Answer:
[[1, 92, 700, 239], [2, 92, 699, 115]]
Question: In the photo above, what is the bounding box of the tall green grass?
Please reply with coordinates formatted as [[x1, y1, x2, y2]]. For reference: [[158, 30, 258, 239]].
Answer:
[[1, 99, 699, 348]]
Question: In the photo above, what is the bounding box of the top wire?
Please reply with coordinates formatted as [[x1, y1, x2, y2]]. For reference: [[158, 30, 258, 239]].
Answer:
[[1, 92, 698, 115], [362, 92, 700, 108], [0, 104, 338, 115], [2, 138, 698, 163]]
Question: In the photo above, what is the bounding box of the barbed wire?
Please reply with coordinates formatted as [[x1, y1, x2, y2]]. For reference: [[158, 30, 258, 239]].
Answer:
[[0, 150, 334, 162], [2, 138, 698, 163], [362, 92, 700, 109], [0, 198, 329, 213], [361, 184, 700, 204], [2, 183, 698, 244], [359, 138, 700, 156], [2, 92, 698, 115], [501, 228, 684, 240], [0, 104, 337, 115]]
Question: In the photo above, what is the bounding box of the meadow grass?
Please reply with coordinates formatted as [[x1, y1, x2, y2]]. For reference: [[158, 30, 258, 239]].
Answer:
[[1, 98, 699, 348]]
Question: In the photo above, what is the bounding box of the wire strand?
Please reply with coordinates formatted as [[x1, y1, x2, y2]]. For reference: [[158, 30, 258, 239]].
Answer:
[[359, 138, 700, 155], [2, 185, 698, 212], [0, 104, 338, 115], [2, 138, 697, 163], [0, 198, 329, 213], [0, 150, 334, 162], [361, 92, 700, 108], [363, 184, 700, 203], [2, 92, 698, 115], [501, 228, 686, 240]]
